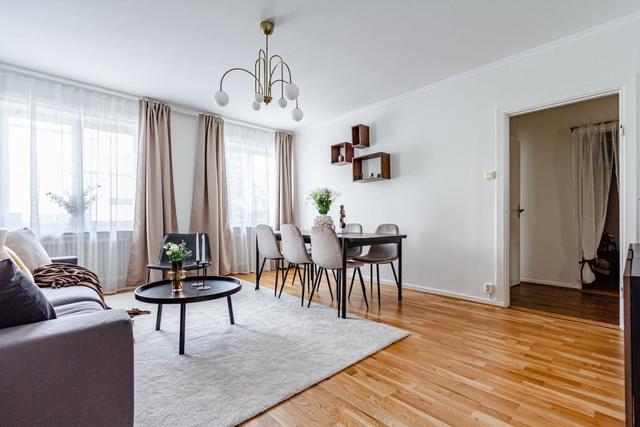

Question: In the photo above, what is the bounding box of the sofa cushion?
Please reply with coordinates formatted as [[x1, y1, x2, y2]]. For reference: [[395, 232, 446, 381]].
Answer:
[[40, 286, 104, 308], [54, 300, 104, 318], [5, 228, 51, 271], [0, 259, 56, 328], [4, 247, 34, 281]]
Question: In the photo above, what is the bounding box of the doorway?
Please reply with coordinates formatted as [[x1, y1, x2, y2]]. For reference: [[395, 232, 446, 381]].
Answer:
[[508, 95, 620, 325]]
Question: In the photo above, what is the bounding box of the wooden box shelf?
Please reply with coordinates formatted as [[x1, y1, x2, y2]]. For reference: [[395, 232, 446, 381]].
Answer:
[[351, 124, 370, 148], [331, 142, 354, 165], [352, 152, 390, 182]]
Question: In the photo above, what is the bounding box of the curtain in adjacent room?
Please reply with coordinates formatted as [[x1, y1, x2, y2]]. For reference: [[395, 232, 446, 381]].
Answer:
[[189, 114, 232, 275], [275, 130, 294, 228], [225, 122, 276, 273], [0, 69, 138, 292], [126, 99, 177, 285], [571, 122, 619, 284]]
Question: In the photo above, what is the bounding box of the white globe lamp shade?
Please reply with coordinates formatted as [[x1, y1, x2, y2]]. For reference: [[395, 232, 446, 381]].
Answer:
[[214, 89, 229, 106], [284, 82, 299, 100], [277, 97, 287, 108], [252, 101, 261, 111], [291, 107, 304, 121], [254, 92, 263, 103]]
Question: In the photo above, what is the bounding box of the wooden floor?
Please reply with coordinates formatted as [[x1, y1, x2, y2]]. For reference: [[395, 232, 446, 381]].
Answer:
[[511, 282, 619, 326], [233, 269, 625, 426]]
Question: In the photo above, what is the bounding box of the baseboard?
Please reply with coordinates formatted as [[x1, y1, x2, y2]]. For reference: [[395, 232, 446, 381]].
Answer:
[[361, 275, 505, 307], [520, 277, 582, 289]]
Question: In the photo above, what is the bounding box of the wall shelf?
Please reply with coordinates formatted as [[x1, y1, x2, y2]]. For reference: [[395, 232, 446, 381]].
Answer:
[[352, 152, 390, 182], [351, 124, 370, 148], [331, 142, 353, 165]]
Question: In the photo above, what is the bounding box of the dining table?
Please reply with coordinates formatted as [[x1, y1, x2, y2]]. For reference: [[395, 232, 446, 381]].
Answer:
[[255, 230, 407, 319]]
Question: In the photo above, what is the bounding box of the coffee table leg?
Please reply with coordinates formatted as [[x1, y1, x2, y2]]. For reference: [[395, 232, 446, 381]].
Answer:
[[227, 296, 235, 325], [155, 304, 163, 330], [179, 303, 186, 355]]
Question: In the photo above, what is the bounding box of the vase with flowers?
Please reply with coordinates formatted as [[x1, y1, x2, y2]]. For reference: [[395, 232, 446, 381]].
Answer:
[[307, 187, 340, 228], [164, 241, 191, 292]]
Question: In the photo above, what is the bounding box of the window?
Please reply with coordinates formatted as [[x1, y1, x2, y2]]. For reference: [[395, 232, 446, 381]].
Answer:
[[225, 122, 276, 228], [0, 69, 138, 291], [224, 122, 275, 273]]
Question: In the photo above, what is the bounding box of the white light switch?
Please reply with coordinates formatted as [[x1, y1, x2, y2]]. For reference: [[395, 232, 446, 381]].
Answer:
[[484, 171, 496, 180]]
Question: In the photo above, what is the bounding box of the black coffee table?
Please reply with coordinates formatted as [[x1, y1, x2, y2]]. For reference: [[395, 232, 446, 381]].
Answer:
[[135, 276, 242, 354]]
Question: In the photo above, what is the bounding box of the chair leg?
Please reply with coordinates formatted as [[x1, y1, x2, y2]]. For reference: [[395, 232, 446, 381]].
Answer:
[[307, 267, 323, 308], [300, 265, 306, 306], [357, 267, 369, 310], [376, 264, 381, 306], [390, 262, 399, 287], [146, 268, 151, 285], [324, 268, 334, 300], [348, 268, 357, 299], [279, 262, 293, 298], [256, 258, 267, 290], [370, 264, 373, 298], [288, 264, 298, 288], [274, 259, 279, 296]]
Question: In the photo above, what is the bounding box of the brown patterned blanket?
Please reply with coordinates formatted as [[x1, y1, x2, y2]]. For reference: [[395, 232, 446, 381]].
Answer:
[[32, 263, 149, 317]]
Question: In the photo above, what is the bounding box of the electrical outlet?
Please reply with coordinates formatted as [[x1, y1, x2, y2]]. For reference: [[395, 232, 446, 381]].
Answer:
[[484, 283, 496, 295]]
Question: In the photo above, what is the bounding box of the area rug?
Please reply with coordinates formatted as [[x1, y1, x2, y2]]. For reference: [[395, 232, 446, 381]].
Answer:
[[106, 281, 408, 427]]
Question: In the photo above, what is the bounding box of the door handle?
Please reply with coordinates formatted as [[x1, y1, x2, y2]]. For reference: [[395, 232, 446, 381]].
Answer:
[[517, 206, 525, 218]]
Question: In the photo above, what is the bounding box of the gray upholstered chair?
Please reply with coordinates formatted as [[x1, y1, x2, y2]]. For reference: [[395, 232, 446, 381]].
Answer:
[[308, 226, 368, 310], [256, 224, 286, 296], [280, 224, 315, 304], [353, 223, 400, 306]]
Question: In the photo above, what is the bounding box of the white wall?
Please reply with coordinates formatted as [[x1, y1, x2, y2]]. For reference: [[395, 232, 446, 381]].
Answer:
[[170, 111, 198, 232], [293, 16, 640, 306], [510, 95, 618, 289]]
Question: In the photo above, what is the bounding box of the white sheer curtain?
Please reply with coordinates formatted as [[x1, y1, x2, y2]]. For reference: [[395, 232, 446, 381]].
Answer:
[[224, 122, 276, 273], [0, 69, 138, 292], [572, 123, 618, 284]]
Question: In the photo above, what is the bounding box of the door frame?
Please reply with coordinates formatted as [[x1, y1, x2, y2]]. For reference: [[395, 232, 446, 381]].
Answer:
[[496, 76, 638, 329]]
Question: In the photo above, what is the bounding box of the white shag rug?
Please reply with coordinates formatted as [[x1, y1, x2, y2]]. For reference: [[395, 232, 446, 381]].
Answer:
[[107, 281, 408, 427]]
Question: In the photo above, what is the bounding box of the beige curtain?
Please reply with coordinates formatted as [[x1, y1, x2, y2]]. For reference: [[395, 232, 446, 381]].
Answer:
[[190, 114, 232, 275], [275, 131, 294, 228], [126, 100, 178, 285]]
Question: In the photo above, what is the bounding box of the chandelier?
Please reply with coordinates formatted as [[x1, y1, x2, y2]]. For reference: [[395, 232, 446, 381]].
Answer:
[[214, 20, 303, 122]]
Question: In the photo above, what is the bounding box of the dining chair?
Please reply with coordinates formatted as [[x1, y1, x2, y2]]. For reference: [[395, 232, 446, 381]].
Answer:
[[308, 226, 368, 310], [280, 224, 316, 305], [146, 233, 211, 284], [352, 223, 400, 306], [256, 224, 286, 296]]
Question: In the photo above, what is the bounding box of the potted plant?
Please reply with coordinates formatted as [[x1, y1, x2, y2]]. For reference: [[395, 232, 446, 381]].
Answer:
[[307, 187, 340, 228], [164, 241, 191, 292]]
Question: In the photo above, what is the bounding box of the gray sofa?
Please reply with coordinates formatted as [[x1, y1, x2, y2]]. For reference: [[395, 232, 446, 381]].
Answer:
[[0, 256, 134, 427]]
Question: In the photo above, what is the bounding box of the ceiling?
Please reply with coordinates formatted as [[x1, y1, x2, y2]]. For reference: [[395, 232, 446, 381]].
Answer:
[[1, 1, 639, 131]]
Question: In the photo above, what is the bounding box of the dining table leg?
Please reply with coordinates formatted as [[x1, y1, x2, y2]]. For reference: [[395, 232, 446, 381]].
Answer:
[[341, 240, 347, 318], [398, 238, 403, 301]]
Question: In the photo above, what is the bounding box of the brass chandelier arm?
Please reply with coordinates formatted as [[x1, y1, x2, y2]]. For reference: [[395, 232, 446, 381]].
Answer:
[[219, 67, 264, 93], [268, 55, 293, 83]]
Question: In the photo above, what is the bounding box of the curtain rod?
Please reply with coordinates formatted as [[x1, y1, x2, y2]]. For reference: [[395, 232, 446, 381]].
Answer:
[[0, 61, 282, 134], [570, 119, 619, 133]]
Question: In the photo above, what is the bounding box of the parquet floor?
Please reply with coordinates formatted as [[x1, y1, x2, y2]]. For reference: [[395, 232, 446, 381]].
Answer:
[[233, 269, 625, 426]]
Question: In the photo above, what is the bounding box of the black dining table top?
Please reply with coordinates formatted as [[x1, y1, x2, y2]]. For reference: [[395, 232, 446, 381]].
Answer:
[[274, 230, 407, 239]]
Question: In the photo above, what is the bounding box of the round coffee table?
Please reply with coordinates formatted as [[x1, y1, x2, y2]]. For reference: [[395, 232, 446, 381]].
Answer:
[[135, 276, 242, 354]]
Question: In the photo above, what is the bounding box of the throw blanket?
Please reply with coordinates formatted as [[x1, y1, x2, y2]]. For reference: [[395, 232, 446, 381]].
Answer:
[[32, 263, 149, 317], [33, 263, 105, 305]]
